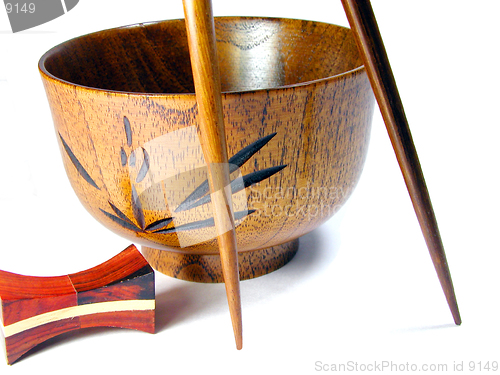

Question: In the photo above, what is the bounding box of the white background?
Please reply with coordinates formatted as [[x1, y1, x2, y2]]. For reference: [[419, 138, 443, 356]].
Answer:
[[1, 0, 499, 373]]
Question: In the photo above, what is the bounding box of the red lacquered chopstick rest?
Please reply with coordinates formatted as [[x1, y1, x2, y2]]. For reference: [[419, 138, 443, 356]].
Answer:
[[0, 244, 155, 365]]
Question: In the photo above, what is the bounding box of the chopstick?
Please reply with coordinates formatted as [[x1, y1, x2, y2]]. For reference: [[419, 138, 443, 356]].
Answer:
[[341, 0, 461, 325], [183, 0, 243, 349]]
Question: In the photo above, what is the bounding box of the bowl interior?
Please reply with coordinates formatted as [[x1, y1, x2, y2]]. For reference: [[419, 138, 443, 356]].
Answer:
[[41, 17, 363, 94]]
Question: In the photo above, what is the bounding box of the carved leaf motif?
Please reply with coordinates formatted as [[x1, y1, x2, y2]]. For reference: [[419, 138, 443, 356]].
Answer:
[[145, 217, 173, 231], [154, 210, 255, 234], [175, 133, 278, 212], [59, 133, 100, 190], [177, 165, 287, 211], [124, 116, 132, 146], [136, 148, 150, 183], [131, 185, 146, 230], [120, 147, 127, 167], [108, 201, 134, 225], [100, 209, 141, 232]]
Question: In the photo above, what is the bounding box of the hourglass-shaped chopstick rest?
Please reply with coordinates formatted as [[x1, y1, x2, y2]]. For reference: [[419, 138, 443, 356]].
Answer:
[[0, 244, 155, 365]]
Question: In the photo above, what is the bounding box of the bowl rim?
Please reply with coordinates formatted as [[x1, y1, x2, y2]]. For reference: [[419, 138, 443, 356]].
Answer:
[[38, 16, 366, 98]]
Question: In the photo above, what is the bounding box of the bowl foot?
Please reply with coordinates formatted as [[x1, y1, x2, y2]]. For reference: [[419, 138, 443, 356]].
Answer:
[[141, 239, 299, 283]]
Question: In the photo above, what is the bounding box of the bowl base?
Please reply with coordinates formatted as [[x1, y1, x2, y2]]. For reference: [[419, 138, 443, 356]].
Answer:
[[141, 239, 299, 283]]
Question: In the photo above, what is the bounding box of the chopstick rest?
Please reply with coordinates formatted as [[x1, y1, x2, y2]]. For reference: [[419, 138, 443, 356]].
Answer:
[[0, 245, 155, 365]]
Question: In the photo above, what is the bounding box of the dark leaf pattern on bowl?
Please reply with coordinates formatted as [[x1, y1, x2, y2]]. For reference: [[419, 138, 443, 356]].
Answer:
[[120, 147, 127, 167], [100, 124, 284, 237], [99, 208, 142, 232], [145, 217, 174, 232], [59, 133, 100, 190], [178, 165, 287, 212], [123, 116, 132, 146], [131, 185, 146, 230], [129, 149, 136, 167], [175, 132, 278, 212], [108, 201, 135, 226], [136, 148, 150, 183], [153, 210, 255, 234]]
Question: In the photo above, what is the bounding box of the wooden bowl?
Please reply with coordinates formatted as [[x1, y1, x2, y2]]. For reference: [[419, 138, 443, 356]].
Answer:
[[39, 17, 374, 282]]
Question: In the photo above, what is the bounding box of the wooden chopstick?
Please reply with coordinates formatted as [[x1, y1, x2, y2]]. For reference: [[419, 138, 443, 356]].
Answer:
[[341, 0, 461, 325], [183, 0, 243, 349]]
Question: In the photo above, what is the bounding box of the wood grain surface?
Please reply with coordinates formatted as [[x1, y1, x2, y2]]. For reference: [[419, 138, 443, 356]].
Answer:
[[39, 17, 374, 278], [0, 245, 155, 365], [143, 238, 299, 283]]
